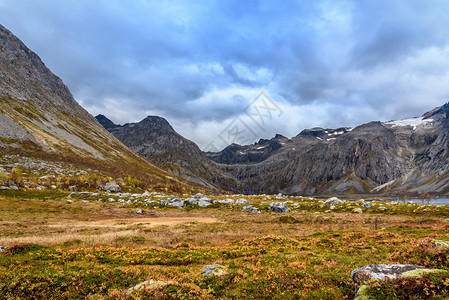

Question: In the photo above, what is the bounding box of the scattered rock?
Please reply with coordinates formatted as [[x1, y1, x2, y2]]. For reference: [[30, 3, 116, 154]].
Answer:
[[0, 186, 8, 190], [82, 200, 89, 203], [134, 209, 143, 214], [193, 193, 204, 199], [292, 203, 299, 207], [9, 185, 18, 190], [270, 202, 289, 213], [198, 199, 210, 207], [353, 208, 363, 213], [142, 191, 152, 197], [276, 193, 284, 200], [0, 246, 7, 252], [362, 203, 373, 209], [235, 198, 248, 205], [186, 198, 197, 205], [218, 199, 234, 204], [242, 205, 257, 212], [201, 264, 227, 277], [104, 181, 121, 193], [263, 196, 270, 200], [324, 197, 344, 205], [67, 200, 72, 203], [68, 185, 77, 191], [169, 200, 184, 208], [126, 279, 177, 295], [160, 200, 169, 206]]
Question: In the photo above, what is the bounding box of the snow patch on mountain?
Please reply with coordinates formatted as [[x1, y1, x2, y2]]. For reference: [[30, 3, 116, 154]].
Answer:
[[385, 117, 433, 130]]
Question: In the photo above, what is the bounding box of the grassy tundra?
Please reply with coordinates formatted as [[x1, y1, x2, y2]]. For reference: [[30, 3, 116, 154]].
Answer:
[[1, 189, 449, 299]]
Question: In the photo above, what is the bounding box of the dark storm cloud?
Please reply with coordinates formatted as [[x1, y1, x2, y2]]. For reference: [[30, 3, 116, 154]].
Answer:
[[1, 0, 449, 146]]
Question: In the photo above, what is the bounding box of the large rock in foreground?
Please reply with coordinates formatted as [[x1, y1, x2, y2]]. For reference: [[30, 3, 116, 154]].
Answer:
[[351, 264, 447, 299]]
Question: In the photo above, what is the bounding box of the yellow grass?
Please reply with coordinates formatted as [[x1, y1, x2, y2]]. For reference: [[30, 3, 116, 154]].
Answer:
[[0, 193, 447, 249]]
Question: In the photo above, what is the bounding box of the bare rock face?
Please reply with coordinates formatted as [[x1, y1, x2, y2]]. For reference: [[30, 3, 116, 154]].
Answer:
[[205, 105, 449, 196], [98, 103, 449, 196], [0, 24, 111, 158], [206, 134, 287, 164], [96, 114, 226, 189]]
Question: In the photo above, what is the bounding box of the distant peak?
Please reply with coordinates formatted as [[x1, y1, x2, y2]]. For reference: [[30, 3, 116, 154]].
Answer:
[[142, 115, 168, 123], [95, 114, 118, 129], [274, 134, 286, 139]]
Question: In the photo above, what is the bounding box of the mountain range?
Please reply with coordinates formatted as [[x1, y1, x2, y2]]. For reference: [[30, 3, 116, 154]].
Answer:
[[97, 103, 449, 196], [1, 23, 448, 197]]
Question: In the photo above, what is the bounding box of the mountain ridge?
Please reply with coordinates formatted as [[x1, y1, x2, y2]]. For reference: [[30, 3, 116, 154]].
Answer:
[[0, 24, 209, 193], [98, 104, 449, 196], [96, 114, 231, 189]]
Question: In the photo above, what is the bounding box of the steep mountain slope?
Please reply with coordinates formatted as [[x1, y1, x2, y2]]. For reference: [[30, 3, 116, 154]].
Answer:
[[96, 115, 231, 188], [0, 24, 204, 192]]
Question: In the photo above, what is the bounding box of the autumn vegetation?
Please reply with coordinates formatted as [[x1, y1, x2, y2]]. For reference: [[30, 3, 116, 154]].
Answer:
[[1, 185, 449, 298]]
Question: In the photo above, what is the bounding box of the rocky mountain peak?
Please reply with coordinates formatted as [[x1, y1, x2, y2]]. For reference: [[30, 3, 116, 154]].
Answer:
[[139, 116, 174, 132], [274, 134, 287, 139], [96, 114, 221, 189], [0, 24, 76, 109], [422, 103, 449, 119], [95, 114, 118, 130]]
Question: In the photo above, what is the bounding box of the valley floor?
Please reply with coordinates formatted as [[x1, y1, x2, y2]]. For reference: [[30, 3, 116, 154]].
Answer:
[[1, 190, 449, 299]]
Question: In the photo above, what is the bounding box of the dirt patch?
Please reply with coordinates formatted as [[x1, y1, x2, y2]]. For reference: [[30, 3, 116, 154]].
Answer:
[[51, 217, 219, 228]]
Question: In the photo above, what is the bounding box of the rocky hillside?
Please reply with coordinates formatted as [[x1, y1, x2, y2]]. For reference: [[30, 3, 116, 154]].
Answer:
[[212, 104, 449, 196], [0, 24, 206, 192], [96, 115, 232, 188], [100, 103, 449, 196]]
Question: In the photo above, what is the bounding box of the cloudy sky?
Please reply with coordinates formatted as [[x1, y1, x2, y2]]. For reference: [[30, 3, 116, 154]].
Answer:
[[1, 0, 449, 150]]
